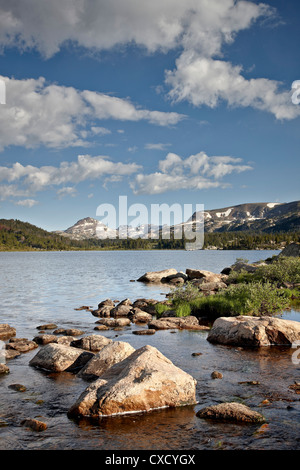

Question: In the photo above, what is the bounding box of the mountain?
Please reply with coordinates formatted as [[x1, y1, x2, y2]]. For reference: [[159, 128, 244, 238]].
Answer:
[[189, 201, 300, 233], [61, 217, 161, 240], [62, 201, 300, 239]]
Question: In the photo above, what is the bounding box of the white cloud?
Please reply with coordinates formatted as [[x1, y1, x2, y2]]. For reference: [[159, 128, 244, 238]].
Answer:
[[56, 186, 77, 199], [131, 151, 253, 195], [145, 143, 171, 151], [0, 0, 270, 57], [166, 55, 300, 120], [0, 2, 295, 120], [14, 198, 38, 207], [0, 75, 185, 151], [0, 154, 141, 199]]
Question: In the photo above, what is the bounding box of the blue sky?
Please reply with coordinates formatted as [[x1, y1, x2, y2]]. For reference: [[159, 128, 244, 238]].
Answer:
[[0, 0, 299, 231]]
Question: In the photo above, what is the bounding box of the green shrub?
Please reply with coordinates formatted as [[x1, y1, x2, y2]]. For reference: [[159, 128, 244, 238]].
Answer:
[[189, 281, 290, 318], [228, 256, 300, 285], [154, 303, 172, 317], [175, 302, 192, 317]]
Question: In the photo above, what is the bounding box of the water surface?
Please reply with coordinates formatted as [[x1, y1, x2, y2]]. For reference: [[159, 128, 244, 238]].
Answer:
[[0, 250, 299, 450]]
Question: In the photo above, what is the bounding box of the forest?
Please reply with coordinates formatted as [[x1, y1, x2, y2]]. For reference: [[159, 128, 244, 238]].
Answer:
[[0, 218, 299, 251]]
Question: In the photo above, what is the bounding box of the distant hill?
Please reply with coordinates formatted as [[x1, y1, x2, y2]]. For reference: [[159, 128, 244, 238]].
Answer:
[[0, 219, 87, 251]]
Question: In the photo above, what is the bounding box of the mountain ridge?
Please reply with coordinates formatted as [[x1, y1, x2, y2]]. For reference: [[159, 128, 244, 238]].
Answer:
[[59, 200, 300, 240]]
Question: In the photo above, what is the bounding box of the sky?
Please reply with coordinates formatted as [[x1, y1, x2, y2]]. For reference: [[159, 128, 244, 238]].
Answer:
[[0, 0, 299, 231]]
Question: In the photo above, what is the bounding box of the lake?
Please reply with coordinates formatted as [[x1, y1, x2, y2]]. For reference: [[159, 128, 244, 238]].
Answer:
[[0, 249, 300, 450]]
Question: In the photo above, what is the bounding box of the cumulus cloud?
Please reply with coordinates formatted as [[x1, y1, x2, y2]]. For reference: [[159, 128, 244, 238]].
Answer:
[[0, 2, 296, 120], [0, 75, 185, 150], [166, 55, 300, 120], [0, 154, 141, 200], [0, 1, 294, 120], [131, 151, 253, 194]]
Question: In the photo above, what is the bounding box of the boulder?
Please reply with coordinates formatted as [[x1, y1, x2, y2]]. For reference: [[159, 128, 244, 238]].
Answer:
[[77, 341, 135, 381], [196, 402, 265, 424], [0, 364, 9, 375], [70, 335, 112, 352], [0, 324, 16, 341], [68, 345, 197, 418], [186, 269, 224, 283], [137, 269, 178, 283], [207, 316, 300, 347], [6, 339, 38, 353], [231, 262, 258, 273], [110, 305, 132, 318], [95, 318, 131, 328], [53, 328, 84, 336], [279, 243, 300, 258], [161, 273, 188, 285], [98, 299, 115, 308], [129, 308, 152, 324], [33, 334, 58, 345], [36, 323, 57, 331], [117, 299, 132, 307], [192, 281, 227, 292], [91, 306, 114, 318], [149, 316, 209, 331], [55, 336, 76, 346], [29, 343, 94, 372]]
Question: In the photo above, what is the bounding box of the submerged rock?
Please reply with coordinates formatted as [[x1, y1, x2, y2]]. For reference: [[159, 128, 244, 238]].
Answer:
[[132, 329, 156, 335], [196, 402, 265, 424], [9, 383, 27, 392], [21, 418, 47, 432], [77, 341, 135, 381], [207, 316, 300, 347], [29, 343, 93, 372], [36, 324, 57, 331], [68, 345, 197, 418]]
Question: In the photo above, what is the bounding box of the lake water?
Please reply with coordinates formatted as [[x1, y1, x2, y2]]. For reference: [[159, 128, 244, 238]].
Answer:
[[0, 249, 300, 451]]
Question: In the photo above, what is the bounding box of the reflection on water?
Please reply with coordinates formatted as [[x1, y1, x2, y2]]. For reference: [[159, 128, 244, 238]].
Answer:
[[1, 250, 300, 450]]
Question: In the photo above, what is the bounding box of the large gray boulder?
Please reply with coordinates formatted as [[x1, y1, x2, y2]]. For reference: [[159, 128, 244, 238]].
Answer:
[[29, 343, 94, 372], [207, 316, 300, 347], [137, 269, 178, 283], [68, 345, 197, 418], [77, 341, 136, 381]]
